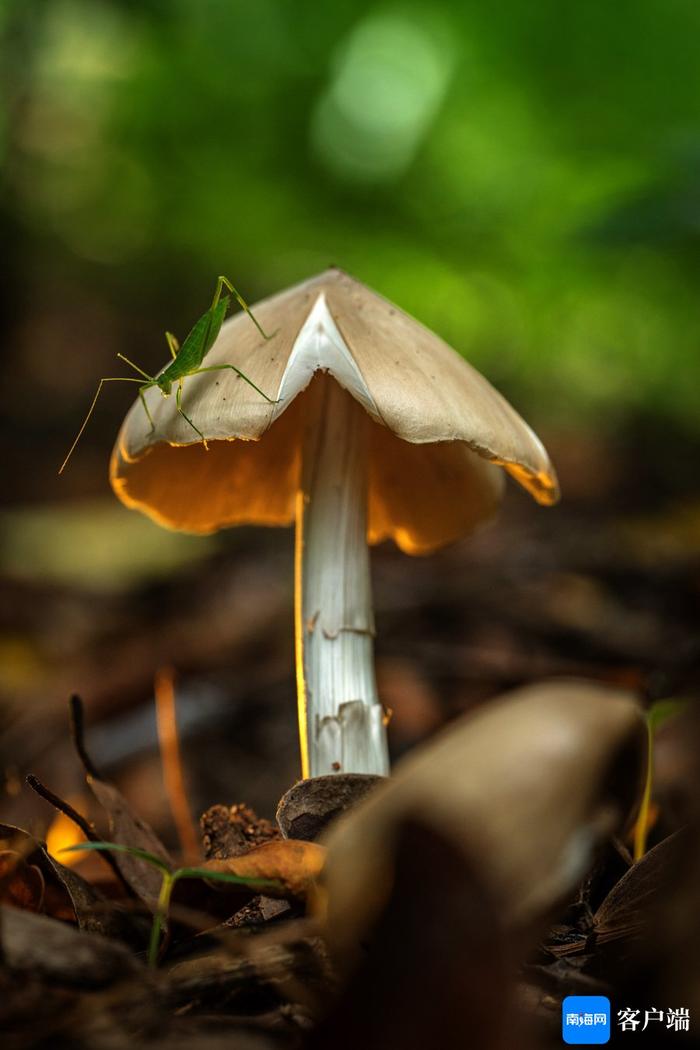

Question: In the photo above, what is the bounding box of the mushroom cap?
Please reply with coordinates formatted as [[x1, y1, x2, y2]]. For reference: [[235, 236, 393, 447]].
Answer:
[[111, 269, 558, 554]]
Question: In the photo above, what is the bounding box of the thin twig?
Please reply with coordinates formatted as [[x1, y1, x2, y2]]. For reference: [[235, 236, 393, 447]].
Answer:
[[68, 694, 103, 779], [26, 774, 96, 842], [25, 773, 132, 893], [154, 667, 199, 865]]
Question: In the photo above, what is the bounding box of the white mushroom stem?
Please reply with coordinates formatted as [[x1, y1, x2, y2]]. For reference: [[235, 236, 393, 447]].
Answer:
[[295, 373, 389, 778]]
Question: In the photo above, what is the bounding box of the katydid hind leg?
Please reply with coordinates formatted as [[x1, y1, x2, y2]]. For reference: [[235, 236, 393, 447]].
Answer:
[[165, 332, 179, 360], [217, 275, 276, 341], [139, 386, 156, 433], [58, 376, 145, 475], [191, 363, 279, 404], [176, 380, 209, 449]]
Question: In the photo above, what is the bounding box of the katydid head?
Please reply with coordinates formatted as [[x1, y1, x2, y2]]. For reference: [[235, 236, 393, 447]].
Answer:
[[158, 377, 173, 396]]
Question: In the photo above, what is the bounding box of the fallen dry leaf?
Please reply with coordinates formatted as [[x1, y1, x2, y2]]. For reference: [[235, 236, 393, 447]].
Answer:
[[308, 818, 514, 1050], [0, 821, 145, 942], [318, 679, 647, 970], [593, 829, 685, 946], [87, 775, 174, 913], [0, 824, 77, 923], [67, 693, 174, 911], [1, 905, 143, 986], [0, 850, 45, 913], [202, 839, 326, 903]]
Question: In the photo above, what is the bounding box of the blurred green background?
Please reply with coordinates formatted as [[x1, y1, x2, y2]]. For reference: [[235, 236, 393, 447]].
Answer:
[[3, 0, 700, 490], [1, 0, 699, 833]]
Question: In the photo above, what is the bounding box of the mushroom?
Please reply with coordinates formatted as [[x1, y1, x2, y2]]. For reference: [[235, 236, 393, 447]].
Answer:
[[110, 269, 558, 778]]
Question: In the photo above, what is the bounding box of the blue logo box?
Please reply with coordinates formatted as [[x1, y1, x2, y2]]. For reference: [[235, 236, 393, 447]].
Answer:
[[562, 996, 611, 1044]]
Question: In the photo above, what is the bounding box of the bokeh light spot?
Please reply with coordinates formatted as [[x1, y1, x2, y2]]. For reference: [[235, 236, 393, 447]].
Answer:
[[311, 9, 455, 184]]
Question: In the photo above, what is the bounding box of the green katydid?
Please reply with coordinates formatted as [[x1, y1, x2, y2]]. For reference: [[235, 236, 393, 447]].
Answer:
[[59, 275, 278, 474]]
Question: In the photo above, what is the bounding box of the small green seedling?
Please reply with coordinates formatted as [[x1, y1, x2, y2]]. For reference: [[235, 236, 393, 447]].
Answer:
[[64, 840, 283, 966], [59, 275, 277, 474], [633, 698, 689, 861]]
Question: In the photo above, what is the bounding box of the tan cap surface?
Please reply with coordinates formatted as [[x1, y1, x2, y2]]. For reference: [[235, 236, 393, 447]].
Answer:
[[111, 269, 559, 553]]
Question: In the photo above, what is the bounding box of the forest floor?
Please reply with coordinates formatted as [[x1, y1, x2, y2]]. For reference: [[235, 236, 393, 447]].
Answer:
[[1, 429, 699, 1049]]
